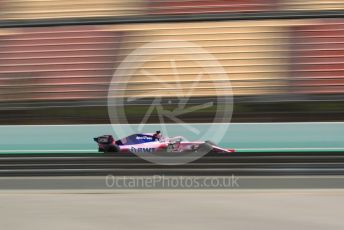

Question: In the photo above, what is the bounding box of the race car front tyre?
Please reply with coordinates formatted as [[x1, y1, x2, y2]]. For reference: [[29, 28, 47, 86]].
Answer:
[[197, 143, 213, 153], [205, 140, 216, 146]]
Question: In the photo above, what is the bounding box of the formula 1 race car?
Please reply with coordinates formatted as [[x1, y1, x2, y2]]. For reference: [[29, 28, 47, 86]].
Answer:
[[93, 131, 235, 154]]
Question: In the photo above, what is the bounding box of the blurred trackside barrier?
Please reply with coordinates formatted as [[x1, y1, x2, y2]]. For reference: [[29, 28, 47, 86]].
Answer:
[[290, 20, 344, 95], [0, 26, 121, 102], [1, 0, 344, 20], [0, 0, 146, 20], [0, 123, 343, 153], [146, 0, 277, 15], [1, 19, 344, 104], [280, 1, 344, 11], [0, 20, 289, 103]]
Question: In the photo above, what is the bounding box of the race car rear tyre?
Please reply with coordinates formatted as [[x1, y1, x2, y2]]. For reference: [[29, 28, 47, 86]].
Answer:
[[98, 147, 105, 152], [104, 144, 120, 153]]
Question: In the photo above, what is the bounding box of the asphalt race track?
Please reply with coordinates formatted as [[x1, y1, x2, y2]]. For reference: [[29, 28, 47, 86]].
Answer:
[[1, 152, 344, 176]]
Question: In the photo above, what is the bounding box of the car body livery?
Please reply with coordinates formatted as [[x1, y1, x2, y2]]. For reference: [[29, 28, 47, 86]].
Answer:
[[93, 133, 235, 154]]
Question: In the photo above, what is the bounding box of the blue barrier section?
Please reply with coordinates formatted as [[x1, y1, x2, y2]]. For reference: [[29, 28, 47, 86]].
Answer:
[[0, 123, 343, 153]]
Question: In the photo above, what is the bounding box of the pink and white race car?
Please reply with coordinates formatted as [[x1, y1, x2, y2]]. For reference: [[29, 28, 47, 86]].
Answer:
[[94, 131, 235, 154]]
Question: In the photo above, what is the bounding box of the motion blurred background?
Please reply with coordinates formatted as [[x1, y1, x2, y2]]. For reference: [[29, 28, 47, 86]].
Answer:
[[1, 0, 344, 124]]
